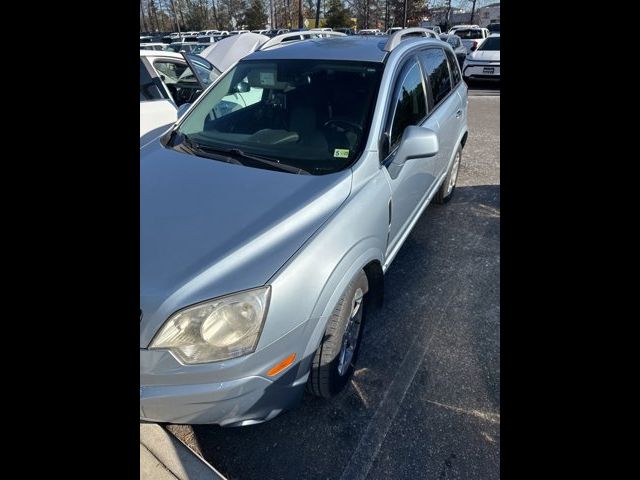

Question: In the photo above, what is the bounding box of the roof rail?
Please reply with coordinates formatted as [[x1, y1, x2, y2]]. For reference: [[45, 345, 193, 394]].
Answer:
[[259, 30, 345, 50], [383, 27, 437, 52]]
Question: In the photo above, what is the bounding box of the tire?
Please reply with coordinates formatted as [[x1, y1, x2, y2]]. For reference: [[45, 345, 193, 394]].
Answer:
[[307, 271, 369, 398], [434, 144, 462, 204]]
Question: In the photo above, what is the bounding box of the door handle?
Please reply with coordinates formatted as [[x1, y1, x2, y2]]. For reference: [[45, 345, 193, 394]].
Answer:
[[456, 109, 463, 118]]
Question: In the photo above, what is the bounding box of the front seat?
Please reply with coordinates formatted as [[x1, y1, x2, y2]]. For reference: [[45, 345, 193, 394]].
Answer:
[[288, 105, 328, 150]]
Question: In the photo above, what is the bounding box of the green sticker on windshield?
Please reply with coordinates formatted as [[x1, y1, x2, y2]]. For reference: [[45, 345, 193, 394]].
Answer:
[[334, 149, 350, 158]]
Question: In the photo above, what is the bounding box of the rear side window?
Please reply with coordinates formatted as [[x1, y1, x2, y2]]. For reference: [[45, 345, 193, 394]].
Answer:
[[389, 60, 427, 146], [444, 48, 462, 86], [420, 48, 452, 107], [140, 59, 163, 101]]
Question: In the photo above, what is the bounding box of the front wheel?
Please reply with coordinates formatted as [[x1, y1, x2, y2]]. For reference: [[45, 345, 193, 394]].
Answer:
[[307, 271, 369, 398], [434, 145, 462, 204]]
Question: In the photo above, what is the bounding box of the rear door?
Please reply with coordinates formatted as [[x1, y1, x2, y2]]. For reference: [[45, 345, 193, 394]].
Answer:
[[140, 57, 177, 138], [417, 47, 460, 178]]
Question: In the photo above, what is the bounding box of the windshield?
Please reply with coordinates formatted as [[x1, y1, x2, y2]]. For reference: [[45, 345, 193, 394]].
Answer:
[[174, 60, 383, 175], [479, 36, 500, 51], [456, 29, 484, 39]]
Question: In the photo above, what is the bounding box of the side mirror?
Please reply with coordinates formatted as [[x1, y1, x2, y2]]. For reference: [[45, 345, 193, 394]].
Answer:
[[176, 102, 191, 118], [393, 126, 439, 166]]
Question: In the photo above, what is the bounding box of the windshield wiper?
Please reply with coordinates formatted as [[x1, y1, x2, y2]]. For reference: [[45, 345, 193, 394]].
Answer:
[[198, 146, 310, 175], [172, 134, 311, 175], [173, 134, 243, 165]]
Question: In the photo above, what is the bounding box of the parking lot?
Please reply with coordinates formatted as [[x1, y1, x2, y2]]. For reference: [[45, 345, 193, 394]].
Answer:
[[166, 84, 500, 480]]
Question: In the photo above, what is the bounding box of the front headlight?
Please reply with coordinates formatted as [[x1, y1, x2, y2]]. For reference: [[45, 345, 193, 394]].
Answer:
[[149, 286, 271, 364]]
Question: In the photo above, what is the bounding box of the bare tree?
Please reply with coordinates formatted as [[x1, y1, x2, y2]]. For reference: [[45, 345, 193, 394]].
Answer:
[[468, 0, 476, 23], [141, 0, 149, 31]]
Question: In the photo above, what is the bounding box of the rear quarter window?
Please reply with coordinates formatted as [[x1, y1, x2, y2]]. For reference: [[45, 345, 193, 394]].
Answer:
[[444, 48, 462, 86]]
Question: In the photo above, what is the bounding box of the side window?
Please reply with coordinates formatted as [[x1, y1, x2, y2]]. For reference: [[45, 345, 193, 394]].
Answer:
[[444, 48, 462, 86], [389, 60, 427, 147], [153, 60, 200, 106], [419, 48, 452, 108], [140, 59, 164, 101], [154, 61, 190, 84]]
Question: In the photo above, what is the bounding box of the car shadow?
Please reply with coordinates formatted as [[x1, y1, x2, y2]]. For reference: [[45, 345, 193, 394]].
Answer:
[[167, 184, 500, 480]]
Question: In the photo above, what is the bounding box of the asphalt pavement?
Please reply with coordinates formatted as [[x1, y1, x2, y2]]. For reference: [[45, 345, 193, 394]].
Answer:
[[168, 88, 500, 480]]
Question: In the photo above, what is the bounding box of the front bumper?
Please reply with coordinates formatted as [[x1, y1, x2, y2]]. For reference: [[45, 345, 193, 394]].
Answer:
[[140, 368, 306, 426], [140, 317, 314, 425]]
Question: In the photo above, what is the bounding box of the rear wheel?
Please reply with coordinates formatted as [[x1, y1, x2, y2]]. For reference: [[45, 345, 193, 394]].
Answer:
[[434, 145, 462, 204], [307, 271, 368, 398]]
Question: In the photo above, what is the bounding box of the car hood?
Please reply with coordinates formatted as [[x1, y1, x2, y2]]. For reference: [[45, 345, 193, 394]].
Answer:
[[198, 32, 270, 73], [468, 50, 500, 62], [139, 141, 352, 346]]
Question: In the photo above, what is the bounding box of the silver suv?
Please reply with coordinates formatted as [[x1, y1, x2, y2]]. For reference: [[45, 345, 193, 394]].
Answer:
[[140, 28, 468, 426]]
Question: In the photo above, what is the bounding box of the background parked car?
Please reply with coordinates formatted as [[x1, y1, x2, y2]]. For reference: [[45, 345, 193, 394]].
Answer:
[[140, 43, 166, 51], [452, 27, 490, 54], [333, 28, 355, 35], [264, 28, 291, 37], [439, 33, 466, 67], [487, 23, 500, 34], [358, 28, 381, 35], [140, 32, 271, 141], [463, 33, 500, 83]]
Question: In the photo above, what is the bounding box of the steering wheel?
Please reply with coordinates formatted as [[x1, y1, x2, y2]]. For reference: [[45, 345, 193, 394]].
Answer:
[[323, 118, 363, 135]]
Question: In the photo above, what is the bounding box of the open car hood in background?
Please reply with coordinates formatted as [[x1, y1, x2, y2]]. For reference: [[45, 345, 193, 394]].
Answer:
[[199, 33, 270, 74]]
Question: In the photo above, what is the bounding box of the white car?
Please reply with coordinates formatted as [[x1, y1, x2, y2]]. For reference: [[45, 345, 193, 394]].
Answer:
[[451, 26, 490, 54], [229, 30, 250, 35], [463, 34, 500, 83], [140, 33, 270, 143], [358, 28, 382, 35]]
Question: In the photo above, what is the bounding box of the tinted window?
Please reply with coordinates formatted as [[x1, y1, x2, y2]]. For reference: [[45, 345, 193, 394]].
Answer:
[[140, 59, 163, 101], [479, 36, 500, 51], [444, 49, 461, 86], [390, 60, 427, 146], [420, 48, 452, 107]]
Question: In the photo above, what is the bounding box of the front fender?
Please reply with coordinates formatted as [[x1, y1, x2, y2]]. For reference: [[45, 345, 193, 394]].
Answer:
[[261, 168, 391, 358]]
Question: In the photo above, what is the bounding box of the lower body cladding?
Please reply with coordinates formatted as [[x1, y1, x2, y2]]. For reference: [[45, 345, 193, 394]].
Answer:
[[463, 64, 501, 81], [140, 318, 316, 426]]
